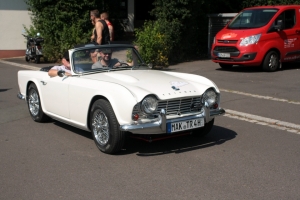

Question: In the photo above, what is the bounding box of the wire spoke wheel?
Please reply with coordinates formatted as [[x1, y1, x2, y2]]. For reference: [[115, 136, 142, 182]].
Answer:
[[28, 90, 40, 116], [90, 99, 126, 154], [27, 83, 50, 122], [92, 109, 110, 145]]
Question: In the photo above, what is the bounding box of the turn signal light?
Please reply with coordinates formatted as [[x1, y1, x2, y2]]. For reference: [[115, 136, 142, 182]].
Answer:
[[132, 113, 139, 121], [213, 103, 218, 109]]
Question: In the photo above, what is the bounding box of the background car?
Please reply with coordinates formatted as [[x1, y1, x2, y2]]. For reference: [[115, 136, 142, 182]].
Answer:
[[17, 44, 225, 154]]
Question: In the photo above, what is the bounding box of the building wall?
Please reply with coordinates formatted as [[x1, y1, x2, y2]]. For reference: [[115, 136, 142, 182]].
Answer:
[[0, 0, 32, 58]]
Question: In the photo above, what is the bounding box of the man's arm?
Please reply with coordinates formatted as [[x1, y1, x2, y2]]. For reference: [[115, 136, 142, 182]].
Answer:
[[95, 22, 103, 45], [48, 69, 59, 77]]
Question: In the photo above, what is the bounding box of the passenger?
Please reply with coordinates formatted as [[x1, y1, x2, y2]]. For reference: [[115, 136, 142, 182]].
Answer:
[[101, 12, 114, 41], [48, 51, 72, 77]]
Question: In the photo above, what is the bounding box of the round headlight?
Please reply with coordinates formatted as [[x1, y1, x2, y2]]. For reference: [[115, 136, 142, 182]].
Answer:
[[203, 89, 218, 107], [141, 96, 158, 114]]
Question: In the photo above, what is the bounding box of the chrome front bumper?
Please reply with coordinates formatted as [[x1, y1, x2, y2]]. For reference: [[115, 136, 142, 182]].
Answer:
[[120, 106, 225, 134], [17, 92, 25, 100]]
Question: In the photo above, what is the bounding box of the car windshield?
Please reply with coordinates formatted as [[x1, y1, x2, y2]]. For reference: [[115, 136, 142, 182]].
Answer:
[[72, 46, 149, 74], [227, 8, 278, 29]]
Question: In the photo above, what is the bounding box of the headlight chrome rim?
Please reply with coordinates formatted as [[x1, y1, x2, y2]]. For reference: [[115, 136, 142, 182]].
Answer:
[[141, 96, 158, 114], [203, 89, 218, 107]]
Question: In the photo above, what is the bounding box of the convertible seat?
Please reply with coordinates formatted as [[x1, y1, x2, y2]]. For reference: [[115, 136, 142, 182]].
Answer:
[[40, 66, 53, 72]]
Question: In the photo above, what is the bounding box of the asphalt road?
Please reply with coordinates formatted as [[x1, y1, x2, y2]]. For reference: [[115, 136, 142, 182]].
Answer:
[[0, 57, 299, 200]]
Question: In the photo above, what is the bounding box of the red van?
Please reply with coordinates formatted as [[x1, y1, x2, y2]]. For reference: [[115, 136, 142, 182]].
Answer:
[[211, 5, 300, 72]]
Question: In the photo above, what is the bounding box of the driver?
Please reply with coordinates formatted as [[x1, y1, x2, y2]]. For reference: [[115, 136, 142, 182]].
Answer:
[[91, 49, 123, 69]]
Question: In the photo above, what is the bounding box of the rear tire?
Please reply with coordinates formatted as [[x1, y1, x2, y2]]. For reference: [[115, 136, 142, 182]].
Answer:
[[262, 51, 279, 72], [219, 63, 233, 69], [90, 99, 126, 154], [25, 56, 30, 62], [27, 83, 50, 122], [192, 118, 214, 137]]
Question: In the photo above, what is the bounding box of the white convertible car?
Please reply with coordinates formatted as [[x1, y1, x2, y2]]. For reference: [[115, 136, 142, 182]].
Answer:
[[17, 44, 225, 154]]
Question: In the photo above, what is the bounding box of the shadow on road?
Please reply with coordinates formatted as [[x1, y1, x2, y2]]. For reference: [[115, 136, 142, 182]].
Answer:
[[52, 120, 237, 156], [216, 62, 300, 73], [0, 89, 10, 92], [121, 125, 236, 156]]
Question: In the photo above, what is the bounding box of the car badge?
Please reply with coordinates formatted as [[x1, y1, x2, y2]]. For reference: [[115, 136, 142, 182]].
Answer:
[[224, 40, 230, 43], [172, 86, 180, 91]]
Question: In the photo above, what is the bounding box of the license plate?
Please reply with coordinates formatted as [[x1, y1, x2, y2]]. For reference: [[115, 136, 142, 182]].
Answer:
[[167, 118, 204, 133], [218, 53, 230, 58]]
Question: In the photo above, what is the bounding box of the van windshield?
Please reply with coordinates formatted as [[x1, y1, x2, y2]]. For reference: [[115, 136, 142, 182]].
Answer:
[[227, 8, 278, 29]]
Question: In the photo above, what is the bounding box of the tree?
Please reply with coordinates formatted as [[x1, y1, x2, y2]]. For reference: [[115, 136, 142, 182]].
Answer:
[[24, 0, 125, 60]]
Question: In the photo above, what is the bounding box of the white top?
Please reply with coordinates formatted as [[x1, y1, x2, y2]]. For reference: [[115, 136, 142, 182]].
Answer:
[[51, 65, 71, 74]]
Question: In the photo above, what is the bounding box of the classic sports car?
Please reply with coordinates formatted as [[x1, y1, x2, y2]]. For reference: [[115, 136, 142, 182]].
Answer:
[[17, 44, 225, 154]]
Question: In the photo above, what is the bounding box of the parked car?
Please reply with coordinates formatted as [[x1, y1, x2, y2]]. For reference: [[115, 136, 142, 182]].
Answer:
[[211, 5, 300, 72], [17, 44, 225, 154]]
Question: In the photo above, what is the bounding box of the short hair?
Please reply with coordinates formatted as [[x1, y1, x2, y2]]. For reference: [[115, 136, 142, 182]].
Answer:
[[90, 9, 100, 18], [101, 12, 109, 20]]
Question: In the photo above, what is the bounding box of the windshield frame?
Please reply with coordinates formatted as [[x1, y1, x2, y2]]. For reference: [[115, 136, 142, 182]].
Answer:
[[227, 8, 279, 29], [70, 44, 149, 75]]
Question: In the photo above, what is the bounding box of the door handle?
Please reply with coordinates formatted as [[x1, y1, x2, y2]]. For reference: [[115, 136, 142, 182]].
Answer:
[[296, 30, 300, 34], [41, 81, 47, 85]]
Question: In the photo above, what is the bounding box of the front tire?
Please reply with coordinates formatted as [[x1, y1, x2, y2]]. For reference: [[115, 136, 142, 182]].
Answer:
[[27, 83, 50, 122], [192, 118, 214, 137], [35, 56, 40, 64], [219, 63, 233, 69], [262, 51, 279, 72], [90, 99, 126, 154]]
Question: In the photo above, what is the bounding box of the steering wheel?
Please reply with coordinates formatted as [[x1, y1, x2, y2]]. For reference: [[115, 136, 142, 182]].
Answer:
[[119, 62, 129, 67]]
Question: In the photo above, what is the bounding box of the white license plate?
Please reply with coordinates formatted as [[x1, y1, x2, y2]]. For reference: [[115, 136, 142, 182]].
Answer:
[[167, 118, 204, 133], [218, 53, 230, 58]]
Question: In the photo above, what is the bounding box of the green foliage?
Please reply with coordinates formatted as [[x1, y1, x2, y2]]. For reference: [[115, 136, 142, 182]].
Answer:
[[24, 0, 125, 60], [135, 20, 171, 67]]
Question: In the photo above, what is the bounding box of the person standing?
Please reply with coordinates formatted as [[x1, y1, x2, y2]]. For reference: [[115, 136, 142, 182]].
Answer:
[[101, 12, 114, 41], [90, 9, 110, 45]]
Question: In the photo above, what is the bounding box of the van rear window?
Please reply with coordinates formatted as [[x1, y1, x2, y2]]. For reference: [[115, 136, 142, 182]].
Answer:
[[228, 9, 278, 29]]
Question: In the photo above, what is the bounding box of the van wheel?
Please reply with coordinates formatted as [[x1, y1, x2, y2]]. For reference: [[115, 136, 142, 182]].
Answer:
[[219, 63, 233, 69], [262, 51, 279, 72]]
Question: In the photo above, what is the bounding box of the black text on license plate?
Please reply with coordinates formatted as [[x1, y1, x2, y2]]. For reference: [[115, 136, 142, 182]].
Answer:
[[218, 53, 230, 58], [167, 118, 204, 133]]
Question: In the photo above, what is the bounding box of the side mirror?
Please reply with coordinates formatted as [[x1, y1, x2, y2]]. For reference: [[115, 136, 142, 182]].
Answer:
[[57, 70, 65, 77], [274, 20, 283, 31]]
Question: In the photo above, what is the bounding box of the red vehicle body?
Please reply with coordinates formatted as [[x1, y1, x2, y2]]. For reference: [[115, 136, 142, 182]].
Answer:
[[211, 5, 300, 71]]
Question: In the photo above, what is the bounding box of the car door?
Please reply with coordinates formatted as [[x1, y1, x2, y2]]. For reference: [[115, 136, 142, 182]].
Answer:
[[276, 9, 300, 61], [41, 76, 71, 119]]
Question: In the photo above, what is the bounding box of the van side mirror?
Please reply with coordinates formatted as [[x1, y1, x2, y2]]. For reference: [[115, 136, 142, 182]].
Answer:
[[274, 20, 283, 31]]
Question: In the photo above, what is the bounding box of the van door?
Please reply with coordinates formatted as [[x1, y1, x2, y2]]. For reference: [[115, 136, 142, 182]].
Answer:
[[272, 9, 300, 61]]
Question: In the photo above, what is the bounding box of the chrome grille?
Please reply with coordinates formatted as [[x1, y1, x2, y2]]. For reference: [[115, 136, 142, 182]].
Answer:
[[157, 97, 202, 116]]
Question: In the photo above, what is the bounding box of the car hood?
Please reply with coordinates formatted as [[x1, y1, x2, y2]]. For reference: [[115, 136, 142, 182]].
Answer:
[[217, 27, 264, 40], [83, 70, 217, 101]]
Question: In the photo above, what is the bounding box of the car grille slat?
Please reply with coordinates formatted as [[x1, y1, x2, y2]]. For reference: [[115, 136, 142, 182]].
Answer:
[[217, 40, 238, 44], [214, 46, 239, 52], [156, 97, 202, 116]]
